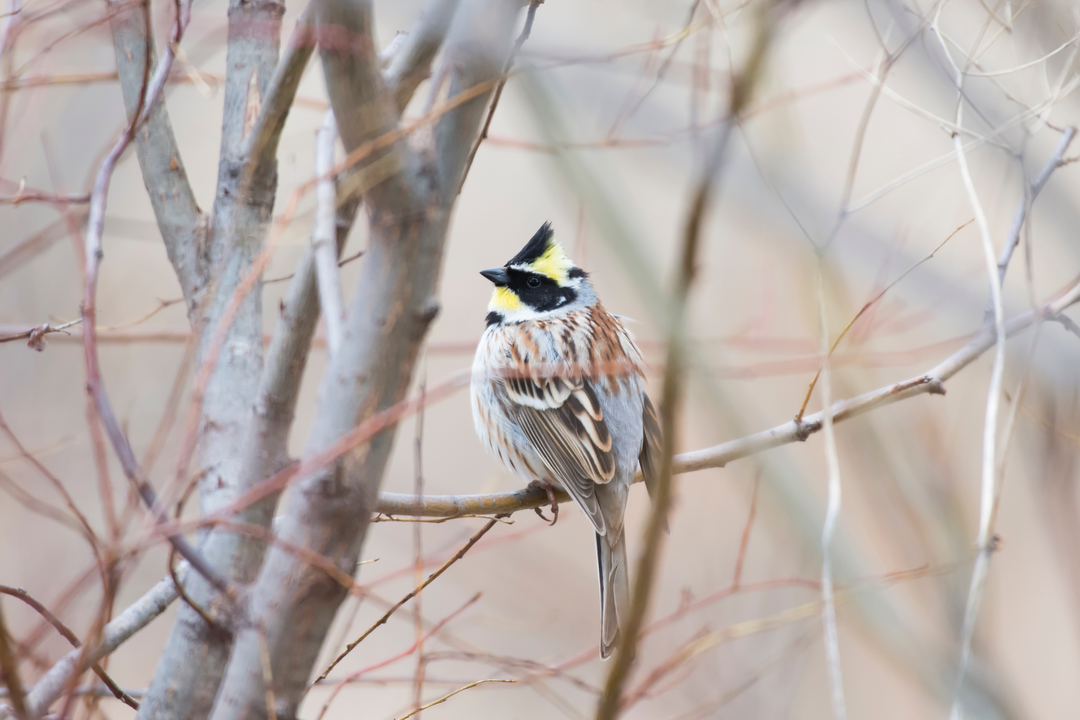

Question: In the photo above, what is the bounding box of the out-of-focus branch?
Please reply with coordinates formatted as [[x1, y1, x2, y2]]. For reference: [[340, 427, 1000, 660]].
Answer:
[[106, 0, 203, 310], [457, 0, 540, 191], [4, 574, 180, 720], [936, 22, 1005, 719], [994, 126, 1077, 289], [432, 0, 521, 194], [0, 318, 81, 349], [377, 278, 1080, 520], [597, 2, 775, 715], [239, 3, 317, 195], [383, 0, 462, 110], [0, 602, 26, 720], [0, 587, 137, 710], [313, 112, 346, 356], [207, 2, 524, 718]]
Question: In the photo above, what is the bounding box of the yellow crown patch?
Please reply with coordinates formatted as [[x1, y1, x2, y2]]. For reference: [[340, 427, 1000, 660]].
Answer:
[[530, 241, 574, 285]]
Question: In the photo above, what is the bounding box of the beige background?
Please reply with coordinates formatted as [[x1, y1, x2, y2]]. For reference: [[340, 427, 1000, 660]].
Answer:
[[2, 0, 1080, 717]]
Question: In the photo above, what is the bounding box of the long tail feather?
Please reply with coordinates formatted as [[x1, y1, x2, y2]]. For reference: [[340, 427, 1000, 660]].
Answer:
[[597, 530, 629, 659]]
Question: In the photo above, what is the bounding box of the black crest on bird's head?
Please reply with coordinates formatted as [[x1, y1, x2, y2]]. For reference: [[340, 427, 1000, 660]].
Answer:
[[506, 222, 554, 267]]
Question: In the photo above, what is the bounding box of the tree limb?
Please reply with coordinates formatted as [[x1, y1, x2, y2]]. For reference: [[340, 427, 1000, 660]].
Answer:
[[207, 2, 523, 718], [383, 0, 462, 111], [106, 0, 203, 310], [2, 573, 180, 719], [313, 112, 347, 356], [376, 277, 1080, 520], [995, 126, 1077, 289], [0, 586, 138, 710], [137, 0, 287, 718]]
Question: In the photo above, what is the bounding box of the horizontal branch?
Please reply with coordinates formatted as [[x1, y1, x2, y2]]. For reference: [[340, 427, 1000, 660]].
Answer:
[[376, 278, 1080, 519]]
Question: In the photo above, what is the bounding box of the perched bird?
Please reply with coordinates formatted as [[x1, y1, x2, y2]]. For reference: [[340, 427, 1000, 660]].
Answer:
[[471, 222, 662, 658]]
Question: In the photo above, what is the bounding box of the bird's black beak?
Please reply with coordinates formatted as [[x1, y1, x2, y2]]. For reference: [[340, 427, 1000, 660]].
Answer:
[[480, 268, 510, 286]]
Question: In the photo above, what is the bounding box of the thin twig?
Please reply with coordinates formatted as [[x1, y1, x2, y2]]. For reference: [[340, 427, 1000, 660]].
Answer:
[[457, 0, 541, 193], [15, 574, 179, 717], [937, 21, 1006, 720], [994, 126, 1077, 290], [313, 594, 481, 720], [794, 218, 973, 423], [815, 264, 847, 720], [0, 586, 138, 709], [396, 679, 515, 720], [0, 318, 81, 349], [312, 519, 499, 685]]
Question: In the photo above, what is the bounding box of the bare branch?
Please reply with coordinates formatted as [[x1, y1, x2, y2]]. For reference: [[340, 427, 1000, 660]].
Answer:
[[815, 267, 847, 720], [313, 519, 498, 685], [313, 112, 347, 356], [376, 277, 1080, 520], [106, 0, 203, 307], [383, 0, 462, 111], [597, 4, 776, 712], [138, 0, 287, 716], [432, 0, 523, 194], [397, 679, 515, 720], [7, 574, 180, 719], [239, 3, 318, 193], [0, 587, 137, 710], [994, 126, 1077, 289], [207, 3, 525, 718], [458, 0, 540, 192], [82, 0, 233, 600], [0, 602, 27, 720], [0, 318, 81, 350]]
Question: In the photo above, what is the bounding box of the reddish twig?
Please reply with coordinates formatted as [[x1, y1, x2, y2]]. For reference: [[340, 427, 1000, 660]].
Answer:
[[313, 594, 481, 720], [312, 518, 499, 685]]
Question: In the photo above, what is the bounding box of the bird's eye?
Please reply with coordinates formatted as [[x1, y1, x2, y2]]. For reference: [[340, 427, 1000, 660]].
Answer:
[[527, 276, 541, 288]]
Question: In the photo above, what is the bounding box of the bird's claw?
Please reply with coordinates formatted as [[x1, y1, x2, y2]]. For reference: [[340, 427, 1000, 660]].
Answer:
[[529, 481, 559, 526]]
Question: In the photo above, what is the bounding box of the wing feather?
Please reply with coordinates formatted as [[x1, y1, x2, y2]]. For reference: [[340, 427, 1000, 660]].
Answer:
[[503, 374, 615, 536], [639, 393, 668, 533]]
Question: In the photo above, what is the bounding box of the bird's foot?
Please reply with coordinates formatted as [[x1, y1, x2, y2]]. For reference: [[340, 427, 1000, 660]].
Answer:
[[528, 480, 559, 526]]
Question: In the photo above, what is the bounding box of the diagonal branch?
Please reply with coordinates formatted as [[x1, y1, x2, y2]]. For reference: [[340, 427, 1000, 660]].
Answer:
[[6, 573, 180, 719], [0, 586, 137, 710], [383, 0, 462, 111], [994, 126, 1077, 290], [106, 0, 203, 308]]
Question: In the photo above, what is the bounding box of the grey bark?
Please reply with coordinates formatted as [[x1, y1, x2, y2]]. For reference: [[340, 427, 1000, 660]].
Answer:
[[107, 0, 203, 314], [14, 572, 181, 719], [134, 0, 286, 718], [206, 1, 522, 718]]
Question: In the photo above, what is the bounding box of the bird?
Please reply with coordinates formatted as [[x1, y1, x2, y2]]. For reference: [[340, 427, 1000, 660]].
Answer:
[[470, 221, 662, 658]]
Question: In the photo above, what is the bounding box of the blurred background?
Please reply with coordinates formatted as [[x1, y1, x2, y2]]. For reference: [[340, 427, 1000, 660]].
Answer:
[[2, 0, 1080, 717]]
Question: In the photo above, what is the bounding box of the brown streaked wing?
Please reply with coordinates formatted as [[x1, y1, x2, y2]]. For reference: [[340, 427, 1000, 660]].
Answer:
[[504, 376, 615, 536], [639, 392, 668, 532]]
